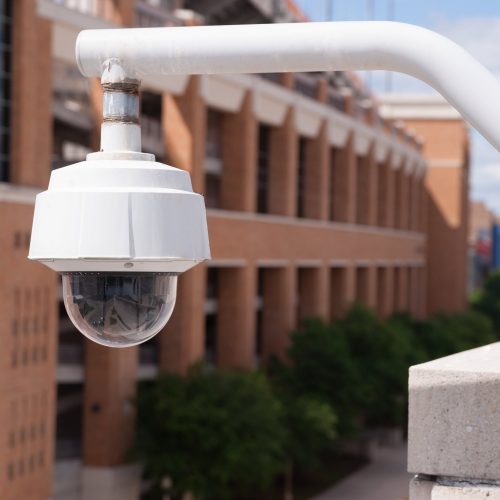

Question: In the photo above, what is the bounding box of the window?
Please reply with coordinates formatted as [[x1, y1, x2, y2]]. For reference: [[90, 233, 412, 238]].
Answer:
[[205, 109, 224, 209], [53, 61, 91, 170], [257, 125, 270, 214], [329, 147, 339, 221], [255, 269, 264, 365], [355, 267, 369, 305], [141, 91, 164, 161], [205, 268, 219, 366], [356, 155, 369, 225], [56, 383, 83, 460], [377, 162, 388, 227], [330, 267, 346, 320], [0, 0, 12, 181], [297, 137, 307, 218]]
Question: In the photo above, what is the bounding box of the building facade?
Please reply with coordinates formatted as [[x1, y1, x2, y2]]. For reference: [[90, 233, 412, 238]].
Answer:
[[0, 1, 469, 499]]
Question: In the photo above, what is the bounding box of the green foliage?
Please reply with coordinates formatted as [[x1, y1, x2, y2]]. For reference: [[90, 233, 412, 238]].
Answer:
[[133, 290, 500, 500], [275, 389, 337, 467], [133, 369, 285, 500], [276, 304, 497, 439], [336, 305, 410, 427], [473, 272, 500, 338], [391, 310, 496, 360], [270, 318, 361, 436]]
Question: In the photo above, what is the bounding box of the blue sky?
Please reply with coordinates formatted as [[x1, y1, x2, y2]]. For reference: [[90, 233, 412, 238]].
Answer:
[[296, 0, 500, 213]]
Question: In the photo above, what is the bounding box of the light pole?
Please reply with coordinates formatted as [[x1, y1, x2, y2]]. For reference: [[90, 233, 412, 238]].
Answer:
[[28, 21, 500, 347]]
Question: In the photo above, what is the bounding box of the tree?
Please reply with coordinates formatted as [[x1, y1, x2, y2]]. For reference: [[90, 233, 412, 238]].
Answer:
[[133, 369, 286, 500], [473, 272, 500, 338], [269, 317, 362, 437]]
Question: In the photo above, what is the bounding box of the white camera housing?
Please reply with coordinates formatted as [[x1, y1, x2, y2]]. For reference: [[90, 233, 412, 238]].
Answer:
[[29, 151, 210, 273], [29, 150, 210, 347]]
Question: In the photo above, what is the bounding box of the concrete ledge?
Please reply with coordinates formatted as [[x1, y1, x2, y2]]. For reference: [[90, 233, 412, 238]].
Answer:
[[410, 475, 435, 500], [410, 477, 500, 500], [433, 483, 500, 499], [408, 342, 500, 481]]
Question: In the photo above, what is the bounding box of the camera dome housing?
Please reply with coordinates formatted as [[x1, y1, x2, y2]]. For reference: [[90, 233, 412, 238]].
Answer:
[[28, 151, 210, 347], [62, 272, 177, 347]]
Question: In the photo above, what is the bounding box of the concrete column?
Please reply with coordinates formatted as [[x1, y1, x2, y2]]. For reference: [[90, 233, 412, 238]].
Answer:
[[110, 0, 135, 25], [160, 78, 207, 373], [162, 76, 206, 193], [217, 266, 257, 370], [409, 343, 500, 499], [304, 123, 329, 220], [159, 266, 206, 374], [261, 266, 296, 362], [221, 92, 257, 212], [268, 109, 298, 216], [0, 205, 58, 500], [83, 343, 138, 467], [89, 79, 103, 152], [11, 0, 52, 187], [280, 73, 294, 89], [297, 266, 329, 322], [330, 266, 349, 320], [333, 135, 357, 223]]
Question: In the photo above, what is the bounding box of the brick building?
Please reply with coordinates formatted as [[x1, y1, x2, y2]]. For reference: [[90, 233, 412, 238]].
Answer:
[[0, 1, 469, 499]]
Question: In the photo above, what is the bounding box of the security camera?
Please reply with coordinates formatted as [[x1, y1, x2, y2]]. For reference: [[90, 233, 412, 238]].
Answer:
[[28, 150, 210, 348]]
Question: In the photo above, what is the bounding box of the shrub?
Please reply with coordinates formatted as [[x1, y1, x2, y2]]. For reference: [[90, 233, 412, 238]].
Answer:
[[133, 369, 286, 500], [336, 305, 413, 427], [473, 272, 500, 338], [270, 317, 362, 436]]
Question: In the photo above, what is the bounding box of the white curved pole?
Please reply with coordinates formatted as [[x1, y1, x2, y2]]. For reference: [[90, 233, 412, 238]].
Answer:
[[76, 21, 500, 151]]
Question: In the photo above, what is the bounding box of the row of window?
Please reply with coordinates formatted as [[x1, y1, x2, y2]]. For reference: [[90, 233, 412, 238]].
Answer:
[[204, 264, 424, 367], [5, 452, 46, 481], [0, 0, 12, 182], [204, 107, 423, 232], [49, 69, 423, 233]]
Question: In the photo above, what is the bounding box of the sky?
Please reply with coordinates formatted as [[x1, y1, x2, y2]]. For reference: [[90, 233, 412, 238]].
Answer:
[[296, 0, 500, 214]]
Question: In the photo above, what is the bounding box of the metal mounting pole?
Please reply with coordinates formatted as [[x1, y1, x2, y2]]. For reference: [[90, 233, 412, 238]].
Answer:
[[76, 21, 500, 152]]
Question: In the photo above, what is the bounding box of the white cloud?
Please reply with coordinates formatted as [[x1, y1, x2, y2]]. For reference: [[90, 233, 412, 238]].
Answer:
[[358, 15, 500, 214], [431, 17, 500, 214], [434, 17, 500, 78]]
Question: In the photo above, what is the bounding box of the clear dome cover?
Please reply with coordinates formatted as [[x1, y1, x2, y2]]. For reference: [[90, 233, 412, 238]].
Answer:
[[62, 272, 177, 348]]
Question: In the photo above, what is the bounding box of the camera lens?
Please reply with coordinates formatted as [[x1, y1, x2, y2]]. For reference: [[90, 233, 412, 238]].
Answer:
[[62, 272, 177, 348]]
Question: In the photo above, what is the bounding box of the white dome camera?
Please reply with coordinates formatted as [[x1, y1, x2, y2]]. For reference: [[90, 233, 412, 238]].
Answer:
[[29, 150, 210, 348], [28, 146, 211, 348]]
